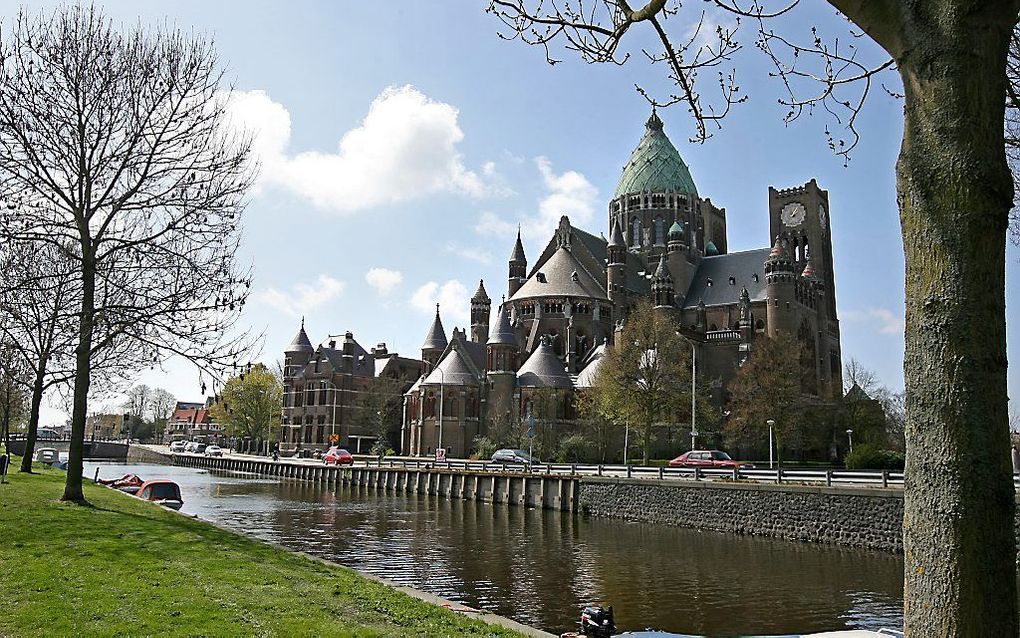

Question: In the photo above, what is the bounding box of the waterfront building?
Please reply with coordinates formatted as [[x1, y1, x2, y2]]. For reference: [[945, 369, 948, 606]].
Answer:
[[401, 110, 844, 458], [280, 323, 421, 455], [85, 413, 126, 440], [166, 401, 222, 443]]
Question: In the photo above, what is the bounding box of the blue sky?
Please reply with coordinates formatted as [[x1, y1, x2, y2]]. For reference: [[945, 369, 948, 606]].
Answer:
[[11, 1, 1018, 425]]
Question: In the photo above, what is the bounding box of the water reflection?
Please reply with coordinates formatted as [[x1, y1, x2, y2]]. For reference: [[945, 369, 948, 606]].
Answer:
[[85, 462, 903, 636]]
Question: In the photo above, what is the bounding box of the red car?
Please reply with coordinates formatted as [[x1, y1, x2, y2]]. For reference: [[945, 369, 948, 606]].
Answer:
[[669, 450, 754, 469], [323, 446, 354, 466]]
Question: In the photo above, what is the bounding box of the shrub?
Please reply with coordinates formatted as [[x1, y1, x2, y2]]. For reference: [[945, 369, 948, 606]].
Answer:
[[844, 444, 905, 470], [556, 434, 588, 463], [472, 435, 498, 460]]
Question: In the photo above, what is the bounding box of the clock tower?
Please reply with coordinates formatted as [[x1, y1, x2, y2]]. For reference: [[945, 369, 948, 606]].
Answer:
[[767, 179, 842, 399]]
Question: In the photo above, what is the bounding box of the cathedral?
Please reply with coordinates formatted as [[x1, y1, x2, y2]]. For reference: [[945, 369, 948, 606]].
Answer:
[[281, 110, 843, 459]]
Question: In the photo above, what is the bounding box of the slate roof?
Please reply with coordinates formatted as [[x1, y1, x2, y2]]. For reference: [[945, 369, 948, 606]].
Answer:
[[284, 324, 314, 354], [421, 307, 448, 351], [471, 279, 490, 302], [575, 344, 608, 389], [614, 110, 698, 198], [510, 246, 609, 302], [510, 229, 527, 263], [682, 248, 770, 308], [424, 347, 480, 386], [517, 339, 574, 389], [487, 304, 517, 346], [569, 226, 651, 295]]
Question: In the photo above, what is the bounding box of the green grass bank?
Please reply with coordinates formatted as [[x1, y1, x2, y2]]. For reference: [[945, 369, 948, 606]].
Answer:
[[0, 464, 524, 637]]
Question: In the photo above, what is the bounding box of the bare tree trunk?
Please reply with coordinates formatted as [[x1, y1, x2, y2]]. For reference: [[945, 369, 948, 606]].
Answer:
[[896, 3, 1017, 634], [18, 361, 46, 473], [61, 256, 94, 504]]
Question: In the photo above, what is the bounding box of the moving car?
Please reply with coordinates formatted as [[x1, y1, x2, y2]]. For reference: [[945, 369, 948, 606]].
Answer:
[[490, 449, 536, 464], [204, 445, 223, 457], [323, 446, 354, 466], [136, 480, 184, 510], [169, 441, 186, 453], [668, 450, 754, 469]]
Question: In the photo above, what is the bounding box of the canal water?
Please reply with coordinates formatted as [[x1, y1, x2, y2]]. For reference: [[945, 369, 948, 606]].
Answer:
[[85, 462, 904, 636]]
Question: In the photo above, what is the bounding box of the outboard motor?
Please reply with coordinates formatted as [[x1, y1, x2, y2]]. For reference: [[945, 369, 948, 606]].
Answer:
[[579, 604, 616, 637]]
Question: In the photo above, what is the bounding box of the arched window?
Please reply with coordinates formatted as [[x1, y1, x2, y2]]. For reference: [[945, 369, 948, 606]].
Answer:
[[654, 217, 665, 245], [803, 238, 811, 261], [709, 323, 718, 331], [446, 390, 459, 417], [424, 392, 436, 418], [755, 319, 765, 332], [632, 218, 642, 247]]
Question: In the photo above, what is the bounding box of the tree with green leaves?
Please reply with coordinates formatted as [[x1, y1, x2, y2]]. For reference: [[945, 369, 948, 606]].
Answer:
[[489, 1, 1020, 629], [725, 334, 803, 464], [355, 377, 404, 456], [208, 364, 282, 443], [584, 301, 708, 464]]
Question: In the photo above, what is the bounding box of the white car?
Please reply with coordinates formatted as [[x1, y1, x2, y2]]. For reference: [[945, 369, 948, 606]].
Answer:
[[169, 441, 186, 453], [204, 445, 223, 457], [184, 441, 199, 453]]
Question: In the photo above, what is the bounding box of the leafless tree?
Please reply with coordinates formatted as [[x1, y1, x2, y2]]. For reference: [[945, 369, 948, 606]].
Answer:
[[1007, 23, 1020, 246], [149, 387, 176, 442], [489, 0, 1019, 632], [0, 7, 257, 503], [0, 341, 29, 451]]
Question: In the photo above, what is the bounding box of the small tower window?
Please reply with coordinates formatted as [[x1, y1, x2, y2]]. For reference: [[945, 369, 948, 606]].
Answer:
[[632, 218, 642, 247], [728, 276, 735, 285], [655, 217, 665, 245]]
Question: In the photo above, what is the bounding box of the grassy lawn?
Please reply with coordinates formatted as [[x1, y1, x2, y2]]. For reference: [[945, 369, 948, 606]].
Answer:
[[0, 464, 523, 637]]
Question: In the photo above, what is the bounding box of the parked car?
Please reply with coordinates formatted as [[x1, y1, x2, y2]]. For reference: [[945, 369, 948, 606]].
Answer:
[[204, 445, 223, 457], [169, 441, 186, 453], [192, 442, 207, 454], [490, 449, 536, 464], [183, 441, 198, 453], [668, 450, 754, 469], [323, 446, 354, 466]]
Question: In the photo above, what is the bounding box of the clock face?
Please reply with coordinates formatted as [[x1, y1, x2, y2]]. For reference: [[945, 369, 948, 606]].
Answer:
[[818, 204, 828, 230], [781, 202, 806, 227]]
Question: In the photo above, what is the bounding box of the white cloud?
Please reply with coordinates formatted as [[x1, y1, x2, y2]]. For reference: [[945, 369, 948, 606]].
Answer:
[[445, 241, 492, 264], [843, 307, 904, 336], [254, 274, 345, 318], [473, 157, 598, 243], [227, 85, 496, 212], [365, 268, 403, 296], [410, 280, 469, 324], [475, 210, 517, 238]]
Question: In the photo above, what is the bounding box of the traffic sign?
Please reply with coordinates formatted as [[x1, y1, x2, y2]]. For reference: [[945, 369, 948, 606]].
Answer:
[[527, 413, 536, 438]]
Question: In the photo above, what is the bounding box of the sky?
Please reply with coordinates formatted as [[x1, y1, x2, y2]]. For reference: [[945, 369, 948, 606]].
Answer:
[[8, 1, 1019, 425]]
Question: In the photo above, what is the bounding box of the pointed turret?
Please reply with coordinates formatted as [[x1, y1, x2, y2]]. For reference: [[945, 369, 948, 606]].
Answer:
[[508, 227, 527, 298], [470, 280, 491, 343], [765, 236, 796, 336], [284, 318, 314, 354], [652, 253, 674, 308], [607, 218, 626, 304], [421, 304, 448, 372], [487, 304, 518, 372]]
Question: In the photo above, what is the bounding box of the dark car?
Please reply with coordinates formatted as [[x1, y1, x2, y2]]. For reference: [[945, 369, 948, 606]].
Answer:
[[491, 449, 536, 464], [669, 450, 754, 469], [323, 446, 354, 466]]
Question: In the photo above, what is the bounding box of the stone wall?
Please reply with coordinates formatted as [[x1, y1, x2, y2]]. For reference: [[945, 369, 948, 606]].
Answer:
[[126, 444, 172, 464], [579, 477, 905, 552]]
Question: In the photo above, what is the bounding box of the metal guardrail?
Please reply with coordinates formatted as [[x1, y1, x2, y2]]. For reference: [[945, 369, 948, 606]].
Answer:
[[175, 450, 1020, 490]]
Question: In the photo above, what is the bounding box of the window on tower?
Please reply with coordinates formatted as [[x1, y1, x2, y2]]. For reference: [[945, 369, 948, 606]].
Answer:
[[632, 218, 642, 247], [655, 218, 664, 245]]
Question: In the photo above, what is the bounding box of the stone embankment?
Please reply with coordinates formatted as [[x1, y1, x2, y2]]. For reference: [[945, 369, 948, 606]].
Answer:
[[126, 444, 172, 464], [579, 477, 904, 552]]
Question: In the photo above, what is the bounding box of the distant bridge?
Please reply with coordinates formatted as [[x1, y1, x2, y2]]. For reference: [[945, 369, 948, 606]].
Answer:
[[6, 435, 128, 460]]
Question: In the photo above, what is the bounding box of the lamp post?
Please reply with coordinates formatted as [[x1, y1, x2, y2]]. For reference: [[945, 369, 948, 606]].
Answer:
[[846, 428, 854, 454], [766, 419, 775, 469], [690, 341, 698, 451], [435, 366, 445, 459]]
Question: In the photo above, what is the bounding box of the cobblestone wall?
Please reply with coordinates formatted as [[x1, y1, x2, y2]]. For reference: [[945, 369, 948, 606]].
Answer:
[[579, 477, 905, 552]]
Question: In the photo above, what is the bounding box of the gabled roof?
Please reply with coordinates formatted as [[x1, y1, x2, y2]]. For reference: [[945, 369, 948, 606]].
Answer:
[[682, 248, 769, 308], [510, 245, 609, 302], [517, 338, 574, 389], [424, 341, 484, 386], [614, 110, 698, 198]]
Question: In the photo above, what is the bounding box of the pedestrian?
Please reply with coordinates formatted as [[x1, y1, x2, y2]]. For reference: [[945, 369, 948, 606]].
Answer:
[[1011, 444, 1020, 475]]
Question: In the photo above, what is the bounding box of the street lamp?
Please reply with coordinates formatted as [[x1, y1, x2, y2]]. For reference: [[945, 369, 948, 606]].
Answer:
[[690, 341, 698, 451], [434, 366, 445, 459], [766, 419, 775, 469], [846, 428, 854, 454]]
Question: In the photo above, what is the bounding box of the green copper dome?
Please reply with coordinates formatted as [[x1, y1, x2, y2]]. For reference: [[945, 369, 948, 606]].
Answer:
[[614, 110, 698, 199], [668, 221, 684, 237]]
